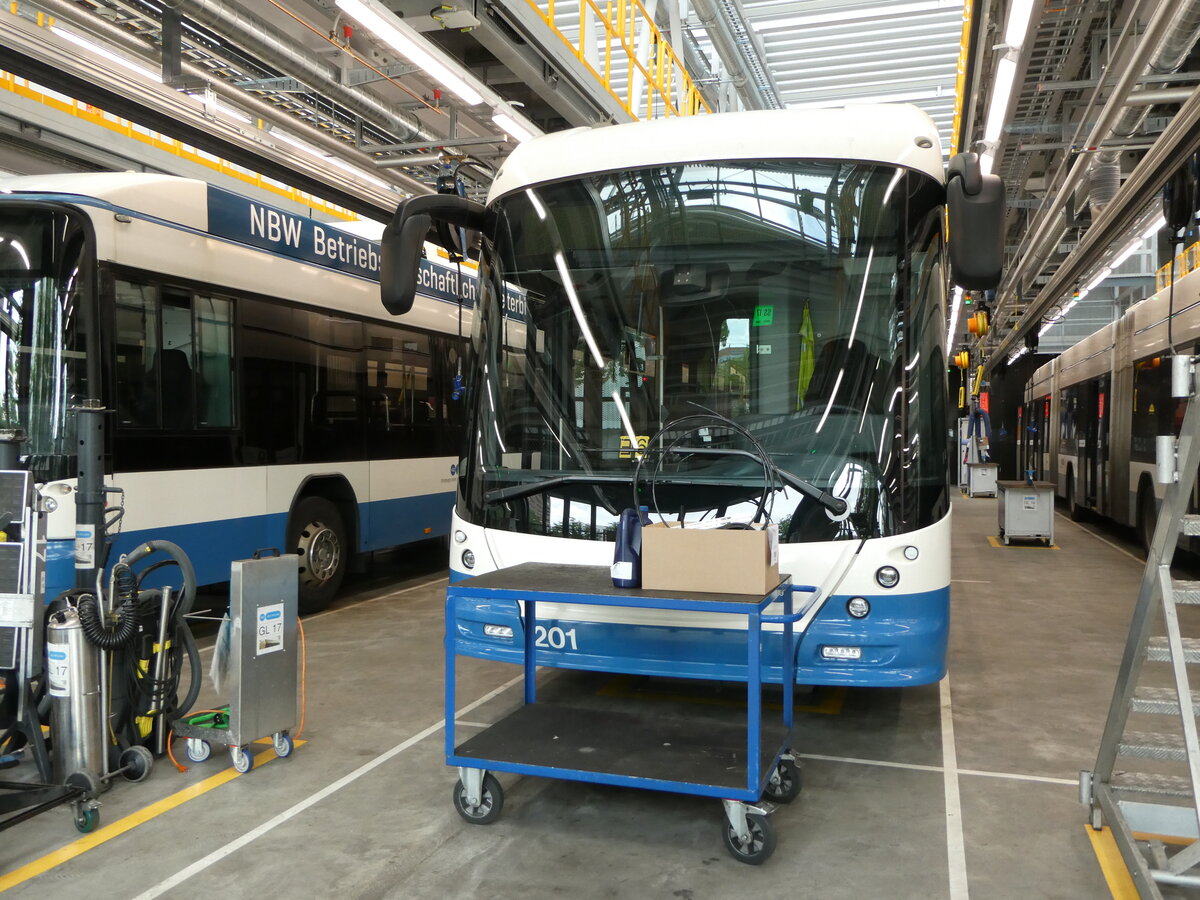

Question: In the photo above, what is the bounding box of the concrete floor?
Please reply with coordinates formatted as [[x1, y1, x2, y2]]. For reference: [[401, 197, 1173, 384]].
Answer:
[[0, 498, 1165, 898]]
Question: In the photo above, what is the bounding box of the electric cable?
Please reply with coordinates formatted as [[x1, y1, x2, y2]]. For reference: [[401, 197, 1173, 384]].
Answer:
[[633, 405, 780, 526]]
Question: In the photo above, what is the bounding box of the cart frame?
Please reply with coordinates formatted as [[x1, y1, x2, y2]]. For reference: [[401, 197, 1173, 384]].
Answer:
[[444, 562, 819, 863]]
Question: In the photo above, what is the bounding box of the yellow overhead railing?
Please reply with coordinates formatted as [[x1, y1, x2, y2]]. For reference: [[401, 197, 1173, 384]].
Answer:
[[529, 0, 710, 120], [949, 0, 972, 156], [1156, 242, 1200, 291]]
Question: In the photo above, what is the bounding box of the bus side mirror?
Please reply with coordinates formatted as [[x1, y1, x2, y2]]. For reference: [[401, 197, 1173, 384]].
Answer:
[[380, 195, 490, 315], [946, 152, 1004, 290]]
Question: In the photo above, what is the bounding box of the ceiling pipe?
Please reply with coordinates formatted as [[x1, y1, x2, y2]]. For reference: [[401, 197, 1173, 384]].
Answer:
[[690, 0, 777, 110], [34, 0, 432, 196], [994, 0, 1185, 329], [178, 0, 437, 143], [1088, 0, 1200, 216]]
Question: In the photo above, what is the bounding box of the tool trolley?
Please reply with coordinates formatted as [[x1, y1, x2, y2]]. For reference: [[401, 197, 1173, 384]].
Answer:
[[172, 552, 298, 772], [444, 562, 818, 864]]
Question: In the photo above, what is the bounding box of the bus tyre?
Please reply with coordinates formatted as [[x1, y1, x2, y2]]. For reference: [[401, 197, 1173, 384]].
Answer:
[[1138, 485, 1156, 556], [1066, 474, 1084, 521], [289, 497, 348, 614]]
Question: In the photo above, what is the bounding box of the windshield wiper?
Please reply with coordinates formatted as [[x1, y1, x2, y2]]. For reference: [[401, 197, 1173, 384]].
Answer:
[[484, 474, 632, 505], [484, 461, 848, 518], [665, 446, 849, 516]]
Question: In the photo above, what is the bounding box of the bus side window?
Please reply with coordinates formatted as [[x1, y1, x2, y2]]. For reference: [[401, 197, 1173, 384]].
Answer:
[[160, 291, 195, 430], [114, 280, 160, 427], [194, 294, 234, 427]]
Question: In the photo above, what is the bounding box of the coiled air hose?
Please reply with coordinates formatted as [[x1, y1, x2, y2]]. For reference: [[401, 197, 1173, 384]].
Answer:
[[76, 562, 140, 650]]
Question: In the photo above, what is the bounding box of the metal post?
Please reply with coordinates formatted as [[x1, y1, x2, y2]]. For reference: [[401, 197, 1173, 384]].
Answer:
[[73, 402, 107, 589]]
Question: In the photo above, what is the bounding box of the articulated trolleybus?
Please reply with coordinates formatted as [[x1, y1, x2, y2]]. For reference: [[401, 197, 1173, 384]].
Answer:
[[383, 106, 1003, 685], [1022, 263, 1200, 553], [0, 173, 469, 611]]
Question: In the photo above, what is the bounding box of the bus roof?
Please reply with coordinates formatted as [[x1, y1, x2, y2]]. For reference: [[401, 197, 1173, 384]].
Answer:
[[489, 104, 945, 202], [1, 172, 211, 228]]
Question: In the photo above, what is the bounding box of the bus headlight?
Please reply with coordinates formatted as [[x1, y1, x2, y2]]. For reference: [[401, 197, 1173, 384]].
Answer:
[[461, 549, 476, 569], [904, 545, 919, 560], [875, 566, 899, 588], [847, 597, 870, 618], [454, 530, 468, 544]]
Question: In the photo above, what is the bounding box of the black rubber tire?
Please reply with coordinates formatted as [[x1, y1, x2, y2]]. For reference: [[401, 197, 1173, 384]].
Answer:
[[1066, 472, 1084, 521], [120, 745, 154, 783], [288, 497, 348, 614], [722, 812, 777, 865], [452, 773, 503, 824], [763, 758, 802, 803], [1137, 483, 1156, 557]]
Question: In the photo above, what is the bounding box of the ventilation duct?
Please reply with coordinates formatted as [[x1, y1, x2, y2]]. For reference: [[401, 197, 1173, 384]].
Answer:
[[1088, 0, 1200, 216]]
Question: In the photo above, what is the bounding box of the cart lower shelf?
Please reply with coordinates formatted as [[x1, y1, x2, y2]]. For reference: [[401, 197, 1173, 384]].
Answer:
[[453, 702, 789, 795]]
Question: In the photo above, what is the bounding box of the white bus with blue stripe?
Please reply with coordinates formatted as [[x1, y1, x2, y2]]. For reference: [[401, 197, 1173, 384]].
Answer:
[[384, 105, 1003, 686], [0, 172, 477, 612]]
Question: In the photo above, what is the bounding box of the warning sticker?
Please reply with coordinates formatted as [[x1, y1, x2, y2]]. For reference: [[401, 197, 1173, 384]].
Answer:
[[256, 603, 285, 656], [1022, 495, 1038, 511], [47, 645, 70, 697]]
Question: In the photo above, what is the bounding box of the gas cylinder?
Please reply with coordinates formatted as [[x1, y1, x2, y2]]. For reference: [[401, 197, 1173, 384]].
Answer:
[[46, 605, 104, 789]]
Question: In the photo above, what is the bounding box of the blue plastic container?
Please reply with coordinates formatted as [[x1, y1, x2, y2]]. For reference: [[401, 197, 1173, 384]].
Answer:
[[612, 508, 644, 588]]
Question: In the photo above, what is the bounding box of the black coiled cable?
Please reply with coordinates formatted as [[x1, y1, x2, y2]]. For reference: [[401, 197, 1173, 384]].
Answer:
[[76, 591, 139, 650]]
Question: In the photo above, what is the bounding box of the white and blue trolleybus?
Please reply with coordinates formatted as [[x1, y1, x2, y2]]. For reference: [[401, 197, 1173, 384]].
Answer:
[[381, 106, 1004, 685], [0, 173, 472, 611]]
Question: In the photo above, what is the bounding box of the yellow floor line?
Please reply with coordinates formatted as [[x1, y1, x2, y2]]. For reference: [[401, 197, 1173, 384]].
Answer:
[[0, 739, 304, 892], [1086, 825, 1140, 900], [986, 535, 1060, 550]]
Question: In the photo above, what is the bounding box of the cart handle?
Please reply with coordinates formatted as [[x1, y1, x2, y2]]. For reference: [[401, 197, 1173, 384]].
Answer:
[[760, 585, 821, 625]]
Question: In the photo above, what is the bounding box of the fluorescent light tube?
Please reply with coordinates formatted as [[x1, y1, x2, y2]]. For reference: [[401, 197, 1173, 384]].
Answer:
[[983, 55, 1017, 143], [273, 130, 391, 189], [492, 112, 535, 143], [1004, 0, 1036, 50], [1084, 269, 1109, 292], [52, 26, 162, 83], [1142, 215, 1167, 239], [945, 286, 962, 353], [1109, 239, 1142, 271], [336, 0, 484, 107]]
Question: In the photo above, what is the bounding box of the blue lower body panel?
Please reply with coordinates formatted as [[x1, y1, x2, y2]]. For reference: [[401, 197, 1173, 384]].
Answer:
[[447, 571, 948, 687], [42, 491, 455, 601]]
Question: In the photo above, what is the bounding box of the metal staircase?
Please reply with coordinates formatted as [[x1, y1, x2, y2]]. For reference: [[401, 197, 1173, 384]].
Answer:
[[1083, 354, 1200, 896]]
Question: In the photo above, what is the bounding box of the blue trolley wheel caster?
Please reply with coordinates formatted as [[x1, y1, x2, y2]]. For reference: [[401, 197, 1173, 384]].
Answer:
[[763, 758, 801, 803], [231, 746, 253, 774], [185, 739, 211, 763], [722, 812, 776, 864], [273, 732, 294, 759], [453, 773, 503, 824], [74, 805, 98, 833]]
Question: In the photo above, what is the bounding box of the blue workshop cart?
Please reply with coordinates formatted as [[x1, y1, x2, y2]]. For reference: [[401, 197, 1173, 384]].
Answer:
[[444, 562, 818, 864]]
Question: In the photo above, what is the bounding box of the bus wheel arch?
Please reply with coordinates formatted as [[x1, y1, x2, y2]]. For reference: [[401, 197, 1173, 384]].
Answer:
[[287, 478, 357, 614], [1136, 476, 1157, 556], [1065, 465, 1083, 521]]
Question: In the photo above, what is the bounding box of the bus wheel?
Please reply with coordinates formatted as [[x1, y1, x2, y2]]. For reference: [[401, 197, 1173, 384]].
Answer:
[[1137, 485, 1156, 557], [289, 497, 348, 613], [1066, 473, 1084, 521]]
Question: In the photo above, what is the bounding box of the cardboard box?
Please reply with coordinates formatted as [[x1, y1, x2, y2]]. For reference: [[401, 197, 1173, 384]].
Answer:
[[641, 521, 780, 596]]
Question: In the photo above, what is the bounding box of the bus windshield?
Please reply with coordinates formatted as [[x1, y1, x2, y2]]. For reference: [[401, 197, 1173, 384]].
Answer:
[[0, 208, 91, 483], [462, 159, 948, 543]]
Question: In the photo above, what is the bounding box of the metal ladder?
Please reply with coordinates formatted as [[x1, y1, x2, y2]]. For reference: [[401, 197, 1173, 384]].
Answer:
[[1083, 353, 1200, 897]]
